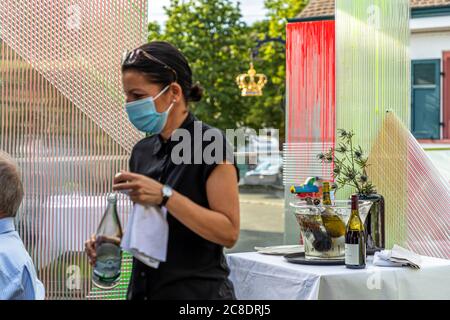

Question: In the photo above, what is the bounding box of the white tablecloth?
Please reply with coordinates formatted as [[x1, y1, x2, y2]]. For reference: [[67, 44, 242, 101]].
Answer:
[[226, 252, 450, 300], [35, 194, 131, 268]]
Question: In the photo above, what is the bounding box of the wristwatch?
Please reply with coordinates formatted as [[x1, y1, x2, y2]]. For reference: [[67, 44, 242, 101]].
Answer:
[[160, 184, 173, 207]]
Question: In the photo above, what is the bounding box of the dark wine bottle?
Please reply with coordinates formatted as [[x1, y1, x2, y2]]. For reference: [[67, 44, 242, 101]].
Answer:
[[345, 194, 366, 269], [92, 193, 123, 289]]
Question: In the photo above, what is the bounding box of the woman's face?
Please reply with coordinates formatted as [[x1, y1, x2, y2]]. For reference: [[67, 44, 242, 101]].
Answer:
[[122, 70, 173, 113]]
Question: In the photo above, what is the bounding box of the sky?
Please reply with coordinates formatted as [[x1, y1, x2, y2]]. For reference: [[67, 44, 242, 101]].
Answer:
[[148, 0, 268, 25]]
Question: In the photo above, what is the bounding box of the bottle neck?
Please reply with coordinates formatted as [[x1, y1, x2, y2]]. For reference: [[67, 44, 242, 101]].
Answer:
[[351, 194, 359, 213], [323, 192, 331, 205], [350, 199, 360, 218], [350, 208, 360, 218], [320, 183, 334, 215], [322, 183, 331, 205]]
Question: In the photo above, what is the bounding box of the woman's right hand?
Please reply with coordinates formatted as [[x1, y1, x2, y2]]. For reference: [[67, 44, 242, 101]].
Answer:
[[84, 234, 97, 266]]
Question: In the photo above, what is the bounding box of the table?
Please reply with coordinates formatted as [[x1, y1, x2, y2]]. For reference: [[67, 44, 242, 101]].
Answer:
[[34, 194, 132, 268], [226, 252, 450, 300]]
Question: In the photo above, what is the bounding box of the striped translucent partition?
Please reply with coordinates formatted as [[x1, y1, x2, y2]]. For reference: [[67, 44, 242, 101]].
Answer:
[[368, 112, 450, 258], [335, 0, 411, 248], [0, 1, 147, 299], [336, 0, 410, 137], [284, 21, 335, 243], [283, 143, 334, 185]]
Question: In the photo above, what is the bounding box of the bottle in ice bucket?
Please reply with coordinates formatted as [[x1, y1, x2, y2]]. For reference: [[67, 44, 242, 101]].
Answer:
[[322, 182, 332, 205], [92, 193, 123, 289], [320, 182, 346, 238]]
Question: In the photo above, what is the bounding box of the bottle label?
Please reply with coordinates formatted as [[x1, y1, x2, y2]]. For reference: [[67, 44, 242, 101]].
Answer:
[[94, 243, 122, 283], [345, 243, 360, 265], [94, 257, 121, 281]]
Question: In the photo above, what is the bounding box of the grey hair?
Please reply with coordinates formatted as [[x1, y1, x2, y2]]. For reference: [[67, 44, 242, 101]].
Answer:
[[0, 151, 24, 217]]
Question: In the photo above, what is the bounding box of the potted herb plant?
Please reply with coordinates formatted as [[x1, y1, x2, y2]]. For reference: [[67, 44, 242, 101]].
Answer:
[[317, 129, 385, 253]]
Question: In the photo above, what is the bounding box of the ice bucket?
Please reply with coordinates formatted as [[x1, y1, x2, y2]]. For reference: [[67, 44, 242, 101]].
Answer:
[[290, 200, 373, 260]]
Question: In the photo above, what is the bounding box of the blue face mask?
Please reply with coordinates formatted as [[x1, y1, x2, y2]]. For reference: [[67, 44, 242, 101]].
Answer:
[[125, 85, 175, 134]]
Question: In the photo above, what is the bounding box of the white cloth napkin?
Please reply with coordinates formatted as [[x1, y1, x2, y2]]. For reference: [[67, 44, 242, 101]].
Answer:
[[373, 245, 422, 269], [121, 204, 169, 269]]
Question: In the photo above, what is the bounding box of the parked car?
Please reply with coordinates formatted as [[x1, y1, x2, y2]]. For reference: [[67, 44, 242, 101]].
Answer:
[[243, 156, 283, 186]]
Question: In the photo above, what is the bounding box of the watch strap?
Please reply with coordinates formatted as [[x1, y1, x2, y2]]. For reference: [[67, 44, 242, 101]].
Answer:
[[160, 194, 169, 207], [159, 185, 171, 207]]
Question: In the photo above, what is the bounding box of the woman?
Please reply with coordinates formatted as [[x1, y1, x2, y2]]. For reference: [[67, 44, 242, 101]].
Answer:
[[85, 41, 240, 300]]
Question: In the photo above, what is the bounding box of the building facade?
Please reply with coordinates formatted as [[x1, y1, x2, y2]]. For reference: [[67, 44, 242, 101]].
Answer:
[[294, 0, 450, 142]]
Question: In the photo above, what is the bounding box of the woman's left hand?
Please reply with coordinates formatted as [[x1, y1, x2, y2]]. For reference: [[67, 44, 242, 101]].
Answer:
[[113, 171, 163, 206]]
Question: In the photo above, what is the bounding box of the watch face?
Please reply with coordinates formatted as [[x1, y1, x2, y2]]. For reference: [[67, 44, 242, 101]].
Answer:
[[162, 185, 172, 197]]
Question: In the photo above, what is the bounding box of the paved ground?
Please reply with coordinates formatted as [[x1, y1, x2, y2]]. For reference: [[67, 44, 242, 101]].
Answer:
[[225, 187, 286, 253]]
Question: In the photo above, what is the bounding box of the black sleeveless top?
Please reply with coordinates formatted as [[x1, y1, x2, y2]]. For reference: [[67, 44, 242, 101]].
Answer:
[[126, 112, 239, 300]]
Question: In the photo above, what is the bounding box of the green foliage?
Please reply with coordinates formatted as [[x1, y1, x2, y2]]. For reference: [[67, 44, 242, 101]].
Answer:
[[245, 0, 307, 142], [148, 0, 253, 130], [147, 0, 307, 141], [318, 129, 377, 196]]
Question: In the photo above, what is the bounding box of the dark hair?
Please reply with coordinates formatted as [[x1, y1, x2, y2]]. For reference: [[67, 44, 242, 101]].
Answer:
[[122, 41, 203, 102]]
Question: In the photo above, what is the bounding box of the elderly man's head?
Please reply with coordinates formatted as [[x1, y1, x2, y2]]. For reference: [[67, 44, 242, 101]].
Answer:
[[0, 151, 23, 218]]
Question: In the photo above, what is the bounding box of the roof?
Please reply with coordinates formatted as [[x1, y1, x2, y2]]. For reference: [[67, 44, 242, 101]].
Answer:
[[297, 0, 450, 19]]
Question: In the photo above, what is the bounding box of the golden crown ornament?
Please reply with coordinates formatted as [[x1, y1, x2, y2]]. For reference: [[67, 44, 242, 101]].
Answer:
[[236, 62, 268, 96]]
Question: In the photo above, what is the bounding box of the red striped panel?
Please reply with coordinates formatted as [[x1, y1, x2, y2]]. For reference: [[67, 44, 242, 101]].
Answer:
[[285, 21, 335, 184]]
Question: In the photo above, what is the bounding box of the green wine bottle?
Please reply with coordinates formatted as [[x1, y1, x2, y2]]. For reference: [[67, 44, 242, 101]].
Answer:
[[321, 182, 346, 238], [322, 182, 332, 205], [345, 194, 366, 269]]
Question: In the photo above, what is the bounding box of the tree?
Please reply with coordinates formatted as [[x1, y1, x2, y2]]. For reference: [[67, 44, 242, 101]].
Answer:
[[147, 0, 307, 143], [243, 0, 307, 143], [149, 0, 253, 130]]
